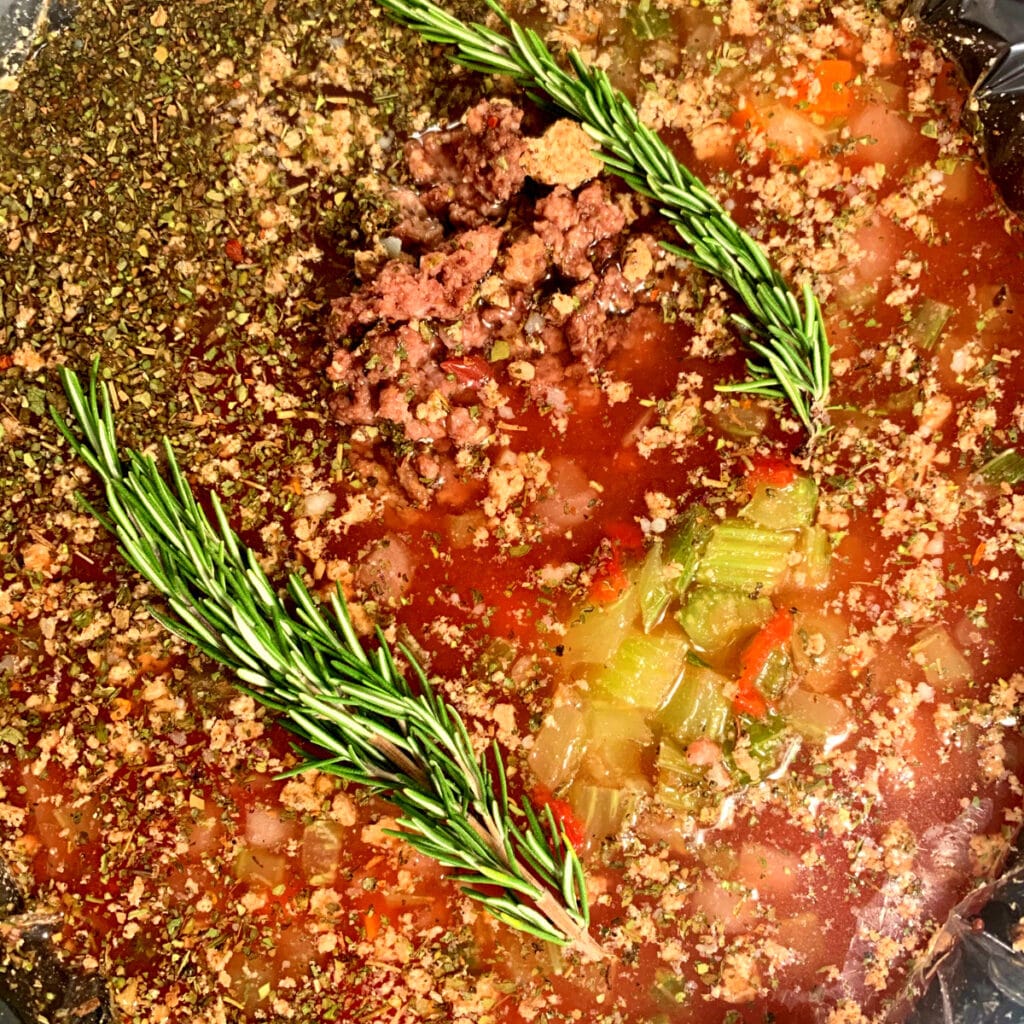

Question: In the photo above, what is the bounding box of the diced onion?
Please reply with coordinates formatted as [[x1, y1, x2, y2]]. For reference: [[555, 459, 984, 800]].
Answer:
[[233, 846, 289, 888], [910, 625, 973, 692], [301, 821, 345, 886], [533, 457, 601, 534], [245, 804, 299, 849], [303, 490, 336, 517], [528, 700, 587, 791], [780, 689, 852, 751]]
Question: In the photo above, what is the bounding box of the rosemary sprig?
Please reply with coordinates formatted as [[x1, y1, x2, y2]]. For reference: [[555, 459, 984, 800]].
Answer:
[[375, 0, 831, 438], [51, 362, 603, 959]]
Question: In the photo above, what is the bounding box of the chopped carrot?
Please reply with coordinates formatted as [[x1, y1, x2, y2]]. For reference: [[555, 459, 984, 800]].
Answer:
[[364, 906, 380, 942], [588, 525, 642, 604], [730, 93, 765, 132], [972, 541, 987, 567], [733, 607, 794, 717], [138, 650, 173, 675], [732, 93, 822, 163], [794, 59, 856, 117], [604, 520, 645, 552]]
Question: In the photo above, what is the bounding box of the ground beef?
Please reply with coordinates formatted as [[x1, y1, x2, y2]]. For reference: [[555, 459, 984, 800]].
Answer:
[[533, 182, 627, 280], [324, 99, 667, 505], [405, 100, 528, 227]]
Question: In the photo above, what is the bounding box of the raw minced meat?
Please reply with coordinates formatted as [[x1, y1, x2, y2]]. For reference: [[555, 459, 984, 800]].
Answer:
[[325, 99, 668, 504]]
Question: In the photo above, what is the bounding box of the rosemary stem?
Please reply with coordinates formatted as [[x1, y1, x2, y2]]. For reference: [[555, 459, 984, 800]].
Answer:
[[374, 0, 832, 439], [51, 361, 604, 958]]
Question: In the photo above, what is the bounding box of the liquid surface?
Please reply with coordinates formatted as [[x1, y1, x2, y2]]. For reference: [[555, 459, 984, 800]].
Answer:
[[0, 2, 1022, 1023]]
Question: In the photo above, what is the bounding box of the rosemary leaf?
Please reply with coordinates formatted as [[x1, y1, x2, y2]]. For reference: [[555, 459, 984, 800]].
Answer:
[[374, 0, 832, 438], [51, 361, 604, 960]]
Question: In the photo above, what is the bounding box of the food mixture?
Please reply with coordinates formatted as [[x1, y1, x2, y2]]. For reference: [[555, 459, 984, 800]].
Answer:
[[1, 0, 1022, 1022]]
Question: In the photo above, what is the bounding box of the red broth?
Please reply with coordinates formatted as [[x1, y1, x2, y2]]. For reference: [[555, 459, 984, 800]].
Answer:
[[3, 2, 1024, 1023]]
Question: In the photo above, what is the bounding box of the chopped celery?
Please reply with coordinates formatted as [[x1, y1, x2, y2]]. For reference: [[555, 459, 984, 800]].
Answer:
[[741, 475, 818, 531], [743, 712, 791, 763], [978, 448, 1024, 486], [663, 504, 715, 597], [746, 644, 792, 702], [677, 585, 773, 652], [656, 781, 704, 816], [695, 519, 796, 594], [657, 738, 703, 781], [636, 539, 671, 632], [657, 663, 732, 744], [568, 781, 640, 847], [592, 632, 687, 710], [656, 742, 711, 814], [729, 712, 792, 782], [792, 525, 832, 588], [907, 296, 952, 351], [560, 585, 639, 666], [582, 703, 653, 783]]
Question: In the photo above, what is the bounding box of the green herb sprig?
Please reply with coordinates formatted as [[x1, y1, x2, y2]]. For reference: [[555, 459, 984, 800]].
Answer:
[[51, 362, 603, 959], [375, 0, 831, 438]]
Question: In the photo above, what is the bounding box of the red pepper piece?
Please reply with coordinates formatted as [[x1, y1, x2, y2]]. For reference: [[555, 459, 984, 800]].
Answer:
[[441, 355, 491, 386], [532, 786, 586, 850], [603, 520, 646, 552], [588, 547, 629, 605], [746, 453, 797, 493], [733, 607, 794, 718]]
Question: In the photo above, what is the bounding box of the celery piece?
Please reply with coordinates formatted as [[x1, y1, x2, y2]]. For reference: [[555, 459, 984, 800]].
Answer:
[[657, 737, 702, 779], [592, 632, 687, 710], [677, 585, 773, 653], [695, 519, 796, 594], [636, 539, 671, 632], [729, 712, 791, 782], [663, 504, 715, 598], [655, 780, 704, 817], [656, 741, 711, 815], [568, 782, 640, 848], [657, 663, 733, 744], [741, 475, 819, 531], [560, 585, 639, 667], [792, 524, 832, 589], [748, 645, 792, 702], [978, 448, 1024, 487], [907, 297, 952, 351]]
